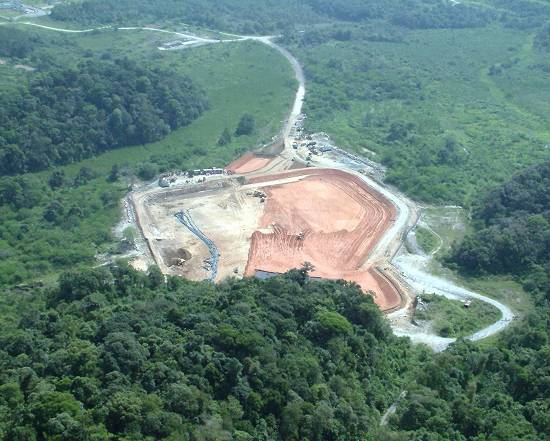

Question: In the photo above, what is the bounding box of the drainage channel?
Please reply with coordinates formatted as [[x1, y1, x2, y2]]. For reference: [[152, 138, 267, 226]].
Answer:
[[175, 210, 220, 282]]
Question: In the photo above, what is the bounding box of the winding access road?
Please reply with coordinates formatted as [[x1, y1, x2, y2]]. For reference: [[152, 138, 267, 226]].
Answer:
[[9, 19, 514, 351]]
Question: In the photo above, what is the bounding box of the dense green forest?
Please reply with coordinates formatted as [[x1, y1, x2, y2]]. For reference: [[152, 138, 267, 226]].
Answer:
[[1, 264, 548, 440], [0, 27, 43, 59], [50, 0, 498, 33], [381, 164, 550, 440], [0, 266, 412, 440], [374, 162, 550, 440], [388, 176, 550, 441], [450, 160, 550, 298], [0, 53, 207, 175], [387, 323, 550, 440]]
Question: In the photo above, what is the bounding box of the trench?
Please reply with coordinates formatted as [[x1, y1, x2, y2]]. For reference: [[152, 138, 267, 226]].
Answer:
[[175, 210, 220, 282]]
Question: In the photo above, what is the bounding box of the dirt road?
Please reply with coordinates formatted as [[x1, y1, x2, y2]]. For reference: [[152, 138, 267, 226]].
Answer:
[[14, 19, 514, 348], [302, 149, 513, 351]]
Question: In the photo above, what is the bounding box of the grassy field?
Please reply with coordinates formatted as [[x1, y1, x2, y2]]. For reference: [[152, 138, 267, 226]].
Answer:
[[415, 293, 501, 338], [6, 24, 296, 171], [293, 25, 550, 204], [410, 207, 521, 341], [67, 31, 296, 173], [0, 9, 21, 19], [0, 24, 295, 287], [414, 226, 440, 255]]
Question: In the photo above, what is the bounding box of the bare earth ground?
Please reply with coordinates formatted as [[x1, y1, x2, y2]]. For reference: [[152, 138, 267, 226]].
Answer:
[[226, 152, 273, 174], [245, 168, 401, 311], [132, 167, 402, 311], [131, 177, 266, 280]]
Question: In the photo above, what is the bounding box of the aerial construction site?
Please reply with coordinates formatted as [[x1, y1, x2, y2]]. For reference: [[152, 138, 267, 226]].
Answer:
[[125, 34, 413, 313], [127, 95, 413, 311], [112, 25, 514, 348], [130, 163, 404, 311]]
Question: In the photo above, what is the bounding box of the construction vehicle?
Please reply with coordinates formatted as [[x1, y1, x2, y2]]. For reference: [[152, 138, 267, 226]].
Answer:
[[158, 177, 170, 188]]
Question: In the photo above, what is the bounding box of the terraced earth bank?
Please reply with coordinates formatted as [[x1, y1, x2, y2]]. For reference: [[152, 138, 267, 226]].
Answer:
[[245, 169, 401, 311]]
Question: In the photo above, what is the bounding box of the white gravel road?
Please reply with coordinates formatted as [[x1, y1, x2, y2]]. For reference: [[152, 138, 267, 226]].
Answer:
[[309, 150, 514, 351], [392, 250, 514, 351], [11, 19, 515, 351]]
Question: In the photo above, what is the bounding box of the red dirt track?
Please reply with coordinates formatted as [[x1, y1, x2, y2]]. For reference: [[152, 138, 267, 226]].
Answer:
[[226, 153, 273, 174], [244, 168, 402, 311]]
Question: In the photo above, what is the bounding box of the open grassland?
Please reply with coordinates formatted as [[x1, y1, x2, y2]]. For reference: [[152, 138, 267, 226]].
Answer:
[[47, 28, 296, 172], [0, 26, 295, 287], [295, 25, 550, 204], [0, 9, 21, 19], [1, 23, 296, 173]]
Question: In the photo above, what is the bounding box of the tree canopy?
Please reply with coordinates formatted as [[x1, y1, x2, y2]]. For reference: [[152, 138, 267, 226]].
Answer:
[[0, 57, 207, 175], [50, 0, 504, 33], [450, 160, 550, 292], [0, 265, 411, 440], [235, 114, 255, 136]]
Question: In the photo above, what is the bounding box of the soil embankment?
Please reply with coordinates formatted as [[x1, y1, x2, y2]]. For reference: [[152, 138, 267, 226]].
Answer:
[[244, 168, 401, 311], [226, 153, 274, 174]]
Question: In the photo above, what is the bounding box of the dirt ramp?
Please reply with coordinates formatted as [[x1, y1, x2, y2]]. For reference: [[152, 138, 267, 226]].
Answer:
[[226, 153, 273, 174], [343, 269, 402, 311]]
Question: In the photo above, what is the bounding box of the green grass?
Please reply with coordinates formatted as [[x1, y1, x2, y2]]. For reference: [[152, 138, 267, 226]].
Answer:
[[67, 38, 295, 174], [417, 206, 535, 320], [421, 206, 469, 254], [2, 24, 296, 175], [293, 25, 550, 204], [18, 15, 92, 28], [414, 226, 440, 254], [415, 293, 501, 338], [0, 25, 296, 287], [463, 276, 534, 320], [0, 9, 21, 19]]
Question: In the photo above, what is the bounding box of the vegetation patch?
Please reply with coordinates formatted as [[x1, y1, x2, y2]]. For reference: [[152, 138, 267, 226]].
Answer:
[[49, 0, 496, 34], [449, 160, 550, 290], [0, 28, 295, 287], [287, 25, 550, 204], [414, 226, 439, 255], [0, 57, 208, 175], [0, 266, 411, 440], [414, 294, 501, 338]]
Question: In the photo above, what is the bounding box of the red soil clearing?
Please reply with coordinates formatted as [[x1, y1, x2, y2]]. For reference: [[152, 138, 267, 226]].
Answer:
[[226, 153, 273, 174], [244, 168, 402, 311]]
